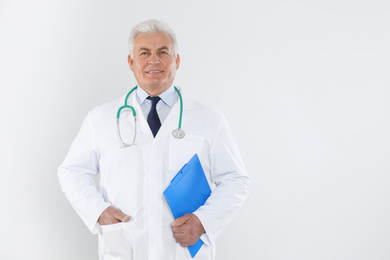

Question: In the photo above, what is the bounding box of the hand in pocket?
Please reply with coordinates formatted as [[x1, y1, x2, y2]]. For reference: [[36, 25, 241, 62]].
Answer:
[[98, 206, 131, 225]]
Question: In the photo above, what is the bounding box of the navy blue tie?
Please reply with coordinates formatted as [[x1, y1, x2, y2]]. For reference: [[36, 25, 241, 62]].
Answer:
[[147, 96, 161, 137]]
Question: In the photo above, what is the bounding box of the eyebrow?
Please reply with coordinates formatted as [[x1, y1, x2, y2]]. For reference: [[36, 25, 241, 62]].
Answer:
[[158, 46, 170, 51], [138, 47, 150, 53]]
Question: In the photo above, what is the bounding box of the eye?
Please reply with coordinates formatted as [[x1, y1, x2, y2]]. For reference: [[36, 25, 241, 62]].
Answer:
[[159, 51, 168, 55]]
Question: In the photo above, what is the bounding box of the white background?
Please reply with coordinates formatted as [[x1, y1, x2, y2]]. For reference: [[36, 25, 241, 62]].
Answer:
[[1, 0, 389, 259]]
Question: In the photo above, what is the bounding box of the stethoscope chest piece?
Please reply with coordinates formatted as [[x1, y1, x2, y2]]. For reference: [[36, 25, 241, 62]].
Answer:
[[172, 129, 185, 139]]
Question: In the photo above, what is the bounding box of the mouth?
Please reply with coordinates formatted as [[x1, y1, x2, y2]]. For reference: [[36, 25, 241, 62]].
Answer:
[[145, 70, 164, 74]]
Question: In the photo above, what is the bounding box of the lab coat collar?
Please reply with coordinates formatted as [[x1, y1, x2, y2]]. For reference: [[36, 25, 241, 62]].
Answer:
[[173, 86, 194, 111]]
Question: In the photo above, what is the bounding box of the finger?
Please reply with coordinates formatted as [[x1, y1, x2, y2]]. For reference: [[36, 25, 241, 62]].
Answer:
[[175, 236, 188, 244], [172, 226, 186, 233], [173, 229, 186, 238], [114, 209, 131, 222], [171, 213, 191, 227], [175, 236, 190, 247], [109, 218, 121, 224]]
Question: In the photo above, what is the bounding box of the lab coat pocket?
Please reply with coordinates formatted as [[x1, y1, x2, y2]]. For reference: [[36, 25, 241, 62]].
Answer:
[[101, 222, 133, 260], [168, 134, 205, 171]]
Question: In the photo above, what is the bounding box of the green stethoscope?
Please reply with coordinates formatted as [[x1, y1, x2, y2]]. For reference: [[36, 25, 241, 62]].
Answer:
[[117, 86, 185, 148]]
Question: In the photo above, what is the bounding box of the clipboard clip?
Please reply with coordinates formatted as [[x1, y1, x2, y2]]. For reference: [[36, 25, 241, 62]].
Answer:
[[171, 163, 191, 186]]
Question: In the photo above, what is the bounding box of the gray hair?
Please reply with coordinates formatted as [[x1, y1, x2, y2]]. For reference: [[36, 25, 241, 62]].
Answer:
[[128, 19, 178, 57]]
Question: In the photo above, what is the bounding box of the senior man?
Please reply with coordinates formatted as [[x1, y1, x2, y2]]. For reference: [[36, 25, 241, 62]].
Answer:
[[58, 19, 249, 260]]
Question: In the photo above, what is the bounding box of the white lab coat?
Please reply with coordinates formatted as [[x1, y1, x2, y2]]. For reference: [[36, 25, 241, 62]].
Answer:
[[58, 87, 250, 260]]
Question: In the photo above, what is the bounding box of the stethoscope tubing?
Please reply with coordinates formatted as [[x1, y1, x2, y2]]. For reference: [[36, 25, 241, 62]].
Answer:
[[117, 86, 184, 148]]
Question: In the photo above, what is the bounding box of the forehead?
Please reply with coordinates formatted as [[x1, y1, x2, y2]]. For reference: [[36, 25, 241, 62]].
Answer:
[[133, 33, 173, 50]]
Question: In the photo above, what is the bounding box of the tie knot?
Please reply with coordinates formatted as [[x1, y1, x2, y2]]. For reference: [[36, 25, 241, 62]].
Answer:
[[147, 96, 161, 106]]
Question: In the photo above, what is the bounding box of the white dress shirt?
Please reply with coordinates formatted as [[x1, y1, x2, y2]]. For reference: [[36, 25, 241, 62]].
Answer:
[[136, 85, 178, 124]]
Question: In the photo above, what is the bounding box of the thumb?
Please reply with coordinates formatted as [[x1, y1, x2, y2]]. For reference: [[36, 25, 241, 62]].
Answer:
[[171, 213, 191, 227], [114, 209, 131, 222]]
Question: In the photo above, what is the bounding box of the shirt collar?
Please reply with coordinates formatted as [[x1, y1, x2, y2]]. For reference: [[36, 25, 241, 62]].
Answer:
[[136, 85, 176, 108]]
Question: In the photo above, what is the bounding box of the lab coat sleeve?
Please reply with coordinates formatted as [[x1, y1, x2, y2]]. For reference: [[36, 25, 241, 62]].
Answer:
[[58, 112, 111, 234], [193, 115, 250, 244]]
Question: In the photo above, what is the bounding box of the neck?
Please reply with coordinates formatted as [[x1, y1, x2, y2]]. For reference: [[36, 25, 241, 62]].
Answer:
[[139, 84, 171, 96]]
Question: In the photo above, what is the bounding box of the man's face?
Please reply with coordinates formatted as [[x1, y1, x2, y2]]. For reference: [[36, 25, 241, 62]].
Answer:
[[128, 32, 180, 96]]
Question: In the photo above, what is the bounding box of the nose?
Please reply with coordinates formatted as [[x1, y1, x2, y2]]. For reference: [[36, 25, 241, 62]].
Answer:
[[147, 54, 160, 64]]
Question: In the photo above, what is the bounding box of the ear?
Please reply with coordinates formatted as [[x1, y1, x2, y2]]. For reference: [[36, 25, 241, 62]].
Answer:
[[128, 55, 134, 71], [175, 54, 180, 70]]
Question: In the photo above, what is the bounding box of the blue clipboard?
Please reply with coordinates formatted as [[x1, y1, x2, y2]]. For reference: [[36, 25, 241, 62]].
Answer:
[[163, 154, 211, 258]]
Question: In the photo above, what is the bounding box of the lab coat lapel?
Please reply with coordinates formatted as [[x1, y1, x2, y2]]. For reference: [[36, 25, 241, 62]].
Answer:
[[154, 100, 180, 142], [125, 89, 154, 140], [154, 87, 193, 143]]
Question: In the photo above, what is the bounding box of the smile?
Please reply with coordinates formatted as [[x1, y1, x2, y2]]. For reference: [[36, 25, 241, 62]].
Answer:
[[146, 70, 164, 74]]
